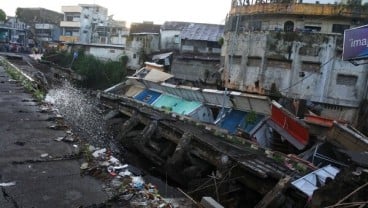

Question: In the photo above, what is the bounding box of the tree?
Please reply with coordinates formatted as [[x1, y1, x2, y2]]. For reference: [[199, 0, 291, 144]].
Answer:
[[0, 9, 6, 22]]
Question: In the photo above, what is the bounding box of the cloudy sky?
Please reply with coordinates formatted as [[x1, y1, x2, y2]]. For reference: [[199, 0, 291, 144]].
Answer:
[[1, 0, 231, 25]]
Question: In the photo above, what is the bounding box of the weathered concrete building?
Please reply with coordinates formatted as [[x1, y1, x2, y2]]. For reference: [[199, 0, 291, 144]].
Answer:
[[66, 43, 126, 62], [127, 21, 161, 69], [167, 23, 224, 84], [34, 23, 61, 42], [0, 17, 28, 46], [108, 20, 129, 45], [222, 0, 368, 124], [60, 4, 108, 44], [160, 21, 189, 51], [15, 8, 63, 44]]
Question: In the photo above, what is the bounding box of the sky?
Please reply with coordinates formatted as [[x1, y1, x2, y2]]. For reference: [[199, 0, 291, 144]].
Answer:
[[1, 0, 231, 25]]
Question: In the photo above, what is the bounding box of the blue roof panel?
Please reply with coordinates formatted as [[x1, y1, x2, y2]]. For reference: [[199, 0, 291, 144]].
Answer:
[[220, 110, 246, 134], [133, 89, 162, 105]]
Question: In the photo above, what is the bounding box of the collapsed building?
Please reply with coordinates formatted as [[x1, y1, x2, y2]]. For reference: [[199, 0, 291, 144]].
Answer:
[[96, 0, 368, 207], [99, 62, 368, 207]]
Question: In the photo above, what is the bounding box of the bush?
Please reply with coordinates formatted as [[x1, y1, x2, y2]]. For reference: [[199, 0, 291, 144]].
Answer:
[[42, 50, 128, 89]]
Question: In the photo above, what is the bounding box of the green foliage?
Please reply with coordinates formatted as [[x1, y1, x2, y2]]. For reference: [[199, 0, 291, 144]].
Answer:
[[245, 110, 257, 124], [0, 9, 6, 21], [42, 50, 128, 89], [1, 59, 45, 102], [218, 37, 224, 46]]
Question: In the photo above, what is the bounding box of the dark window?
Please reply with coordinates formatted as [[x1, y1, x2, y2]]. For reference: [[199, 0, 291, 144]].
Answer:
[[133, 54, 137, 59], [284, 21, 294, 32], [249, 21, 262, 31], [332, 24, 350, 34], [247, 57, 262, 67], [66, 16, 73, 21], [304, 26, 321, 32], [207, 41, 220, 48], [302, 61, 320, 72], [299, 46, 320, 56], [229, 55, 242, 64], [336, 74, 357, 86], [267, 58, 292, 69]]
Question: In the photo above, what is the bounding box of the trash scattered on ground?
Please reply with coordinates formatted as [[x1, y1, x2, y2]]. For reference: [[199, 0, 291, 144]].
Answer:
[[48, 124, 69, 130], [82, 146, 174, 207]]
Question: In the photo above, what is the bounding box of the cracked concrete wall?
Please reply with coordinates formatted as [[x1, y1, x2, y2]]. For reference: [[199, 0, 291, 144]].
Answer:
[[222, 31, 368, 122]]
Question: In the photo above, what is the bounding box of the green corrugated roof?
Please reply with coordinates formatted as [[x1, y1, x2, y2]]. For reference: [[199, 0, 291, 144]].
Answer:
[[152, 94, 201, 115]]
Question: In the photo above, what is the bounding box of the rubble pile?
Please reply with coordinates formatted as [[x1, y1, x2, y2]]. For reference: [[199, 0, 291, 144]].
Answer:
[[81, 146, 175, 208]]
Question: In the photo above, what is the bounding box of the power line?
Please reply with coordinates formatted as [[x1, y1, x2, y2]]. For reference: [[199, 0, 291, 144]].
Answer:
[[280, 55, 336, 92]]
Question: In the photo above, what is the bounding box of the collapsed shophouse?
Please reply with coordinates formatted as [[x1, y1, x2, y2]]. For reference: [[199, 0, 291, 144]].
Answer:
[[99, 0, 368, 207]]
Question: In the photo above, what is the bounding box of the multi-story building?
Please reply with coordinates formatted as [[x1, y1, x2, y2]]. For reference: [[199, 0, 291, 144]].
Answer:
[[1, 17, 28, 45], [221, 0, 368, 124], [108, 19, 129, 45], [127, 21, 161, 69], [15, 8, 63, 45], [34, 23, 61, 42], [60, 4, 108, 44]]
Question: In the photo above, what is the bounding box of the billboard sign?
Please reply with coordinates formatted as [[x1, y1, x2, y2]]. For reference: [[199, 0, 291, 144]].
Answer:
[[343, 25, 368, 61]]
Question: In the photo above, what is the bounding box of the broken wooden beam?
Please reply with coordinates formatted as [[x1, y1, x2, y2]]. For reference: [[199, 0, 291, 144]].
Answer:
[[254, 176, 291, 208]]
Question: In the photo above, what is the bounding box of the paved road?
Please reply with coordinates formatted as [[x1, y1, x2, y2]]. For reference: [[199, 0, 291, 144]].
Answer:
[[0, 65, 109, 207]]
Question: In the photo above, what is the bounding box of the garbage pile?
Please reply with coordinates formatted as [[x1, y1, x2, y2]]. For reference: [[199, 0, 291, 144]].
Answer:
[[81, 146, 174, 208]]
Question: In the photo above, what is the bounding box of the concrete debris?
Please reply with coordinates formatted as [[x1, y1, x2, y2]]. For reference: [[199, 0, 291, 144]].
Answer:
[[103, 110, 120, 120]]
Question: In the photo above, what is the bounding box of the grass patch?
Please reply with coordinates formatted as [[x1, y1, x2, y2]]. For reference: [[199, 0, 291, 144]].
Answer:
[[1, 59, 45, 102]]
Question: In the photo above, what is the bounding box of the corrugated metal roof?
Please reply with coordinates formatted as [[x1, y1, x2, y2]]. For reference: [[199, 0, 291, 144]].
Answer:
[[152, 95, 201, 115], [134, 89, 162, 105], [152, 52, 173, 61], [130, 22, 161, 34], [292, 165, 339, 197], [181, 23, 224, 42], [125, 85, 144, 97], [143, 69, 174, 83], [220, 109, 246, 134], [161, 21, 191, 30]]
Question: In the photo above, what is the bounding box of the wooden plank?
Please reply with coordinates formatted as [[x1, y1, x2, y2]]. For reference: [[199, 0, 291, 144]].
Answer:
[[254, 176, 291, 208]]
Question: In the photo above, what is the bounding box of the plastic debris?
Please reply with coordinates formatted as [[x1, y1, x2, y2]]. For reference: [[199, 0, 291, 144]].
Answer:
[[108, 156, 120, 165], [54, 136, 64, 142], [88, 145, 96, 152], [119, 170, 132, 177], [40, 153, 49, 158], [0, 181, 16, 187], [80, 162, 89, 170], [92, 148, 106, 158], [132, 176, 144, 190]]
